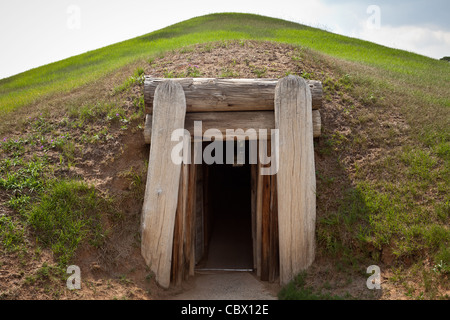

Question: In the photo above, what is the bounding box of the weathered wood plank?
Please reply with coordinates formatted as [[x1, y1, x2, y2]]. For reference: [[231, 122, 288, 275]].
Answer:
[[171, 168, 187, 286], [185, 162, 197, 278], [144, 110, 321, 143], [250, 164, 257, 270], [141, 80, 187, 289], [269, 174, 279, 283], [202, 164, 211, 254], [144, 78, 322, 113], [195, 164, 204, 265], [255, 162, 263, 277], [260, 153, 272, 281], [275, 75, 316, 285]]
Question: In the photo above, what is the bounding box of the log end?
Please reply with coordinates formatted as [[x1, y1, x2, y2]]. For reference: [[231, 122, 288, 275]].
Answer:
[[155, 80, 186, 103], [277, 75, 308, 90]]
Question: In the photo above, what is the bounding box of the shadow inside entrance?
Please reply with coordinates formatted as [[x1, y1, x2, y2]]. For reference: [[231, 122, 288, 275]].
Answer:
[[201, 162, 253, 270]]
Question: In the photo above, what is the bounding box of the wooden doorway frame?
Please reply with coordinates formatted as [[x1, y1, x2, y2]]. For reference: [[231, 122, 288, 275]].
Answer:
[[141, 76, 320, 288]]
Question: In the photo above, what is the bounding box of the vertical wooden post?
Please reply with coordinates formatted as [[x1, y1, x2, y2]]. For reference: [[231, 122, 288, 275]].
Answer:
[[260, 172, 271, 281], [195, 164, 204, 265], [260, 139, 272, 281], [275, 75, 316, 285], [202, 164, 211, 254], [172, 166, 187, 286], [260, 138, 279, 282], [250, 164, 257, 270], [269, 174, 279, 283], [141, 81, 187, 289], [185, 160, 197, 278], [255, 162, 263, 277]]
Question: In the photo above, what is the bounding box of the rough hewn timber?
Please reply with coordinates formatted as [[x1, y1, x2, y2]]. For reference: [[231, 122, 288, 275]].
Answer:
[[144, 78, 322, 113], [141, 81, 187, 289], [275, 75, 316, 285], [185, 162, 197, 278]]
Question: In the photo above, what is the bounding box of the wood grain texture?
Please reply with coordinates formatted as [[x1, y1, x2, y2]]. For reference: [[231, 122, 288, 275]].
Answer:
[[269, 174, 279, 283], [171, 167, 187, 286], [144, 77, 322, 113], [194, 164, 204, 265], [144, 110, 321, 143], [255, 162, 263, 277], [141, 80, 186, 289], [185, 162, 197, 278], [260, 162, 272, 281], [251, 164, 257, 270], [202, 165, 211, 255], [275, 75, 316, 285]]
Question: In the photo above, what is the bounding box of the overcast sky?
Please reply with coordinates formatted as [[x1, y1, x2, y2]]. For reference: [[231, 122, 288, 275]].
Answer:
[[0, 0, 449, 79]]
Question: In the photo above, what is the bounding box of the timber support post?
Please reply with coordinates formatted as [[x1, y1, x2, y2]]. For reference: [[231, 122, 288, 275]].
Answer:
[[275, 76, 316, 285], [141, 80, 187, 289]]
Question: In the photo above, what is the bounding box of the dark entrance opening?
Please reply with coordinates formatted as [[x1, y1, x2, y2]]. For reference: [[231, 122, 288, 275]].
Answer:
[[197, 141, 254, 270]]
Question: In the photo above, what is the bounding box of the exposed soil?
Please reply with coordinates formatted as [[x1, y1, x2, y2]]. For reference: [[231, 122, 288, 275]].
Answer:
[[0, 40, 447, 300]]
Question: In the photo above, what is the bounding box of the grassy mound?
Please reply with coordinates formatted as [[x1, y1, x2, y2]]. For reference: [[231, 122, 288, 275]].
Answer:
[[0, 13, 448, 300]]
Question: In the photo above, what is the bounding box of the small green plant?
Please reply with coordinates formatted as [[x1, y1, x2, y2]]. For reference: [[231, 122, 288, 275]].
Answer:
[[338, 74, 353, 91], [163, 69, 175, 78], [278, 272, 346, 300], [106, 107, 125, 122], [180, 47, 194, 54], [432, 260, 449, 274], [1, 137, 26, 154], [0, 216, 24, 251], [401, 147, 437, 181], [7, 194, 31, 211], [300, 71, 313, 80], [361, 93, 379, 105], [219, 67, 239, 78], [202, 44, 213, 53], [250, 66, 267, 78], [185, 64, 201, 77], [0, 157, 46, 195], [217, 40, 229, 48], [323, 77, 339, 94], [118, 274, 131, 285], [113, 68, 145, 94]]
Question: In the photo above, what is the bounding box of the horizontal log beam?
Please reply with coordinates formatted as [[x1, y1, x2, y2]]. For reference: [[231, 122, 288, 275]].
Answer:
[[144, 110, 321, 143], [144, 77, 322, 113]]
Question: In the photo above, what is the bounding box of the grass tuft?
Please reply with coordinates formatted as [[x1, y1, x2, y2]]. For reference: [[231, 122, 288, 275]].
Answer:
[[27, 179, 106, 266]]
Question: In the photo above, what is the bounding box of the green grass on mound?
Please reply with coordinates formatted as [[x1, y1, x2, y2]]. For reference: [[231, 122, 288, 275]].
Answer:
[[1, 13, 448, 115]]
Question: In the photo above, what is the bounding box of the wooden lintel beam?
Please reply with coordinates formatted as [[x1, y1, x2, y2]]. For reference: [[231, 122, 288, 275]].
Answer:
[[144, 77, 322, 113]]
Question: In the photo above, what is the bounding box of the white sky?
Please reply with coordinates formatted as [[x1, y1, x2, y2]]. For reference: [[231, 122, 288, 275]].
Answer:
[[0, 0, 449, 80]]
